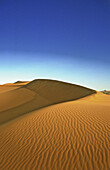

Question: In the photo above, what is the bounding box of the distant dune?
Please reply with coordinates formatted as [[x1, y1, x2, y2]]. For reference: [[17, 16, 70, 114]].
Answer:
[[101, 90, 110, 95], [0, 81, 30, 94], [14, 81, 30, 85], [0, 79, 109, 170]]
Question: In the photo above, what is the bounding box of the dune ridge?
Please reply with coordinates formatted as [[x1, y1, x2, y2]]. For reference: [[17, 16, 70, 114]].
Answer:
[[0, 93, 110, 170], [0, 79, 96, 125], [13, 81, 30, 85]]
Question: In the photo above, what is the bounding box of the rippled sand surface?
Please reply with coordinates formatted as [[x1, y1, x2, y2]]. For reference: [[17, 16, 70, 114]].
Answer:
[[0, 80, 109, 170]]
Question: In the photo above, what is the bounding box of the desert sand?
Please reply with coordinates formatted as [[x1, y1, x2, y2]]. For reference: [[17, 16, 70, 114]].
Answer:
[[0, 79, 110, 170], [0, 81, 29, 94]]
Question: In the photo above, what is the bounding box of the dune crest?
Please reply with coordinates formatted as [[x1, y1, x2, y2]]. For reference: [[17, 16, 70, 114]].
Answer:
[[13, 81, 30, 85]]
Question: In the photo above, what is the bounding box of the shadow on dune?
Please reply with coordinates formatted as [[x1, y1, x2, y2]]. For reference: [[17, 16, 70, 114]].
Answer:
[[0, 79, 96, 125]]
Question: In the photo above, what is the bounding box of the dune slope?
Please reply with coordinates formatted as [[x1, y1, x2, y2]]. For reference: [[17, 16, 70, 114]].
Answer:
[[25, 79, 96, 102], [0, 85, 21, 94], [0, 81, 29, 94], [0, 93, 110, 170], [0, 79, 96, 125]]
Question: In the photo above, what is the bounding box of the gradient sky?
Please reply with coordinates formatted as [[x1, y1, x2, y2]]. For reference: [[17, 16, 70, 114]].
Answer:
[[0, 0, 110, 90]]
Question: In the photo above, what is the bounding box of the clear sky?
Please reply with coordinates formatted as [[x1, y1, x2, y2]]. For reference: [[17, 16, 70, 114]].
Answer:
[[0, 0, 110, 90]]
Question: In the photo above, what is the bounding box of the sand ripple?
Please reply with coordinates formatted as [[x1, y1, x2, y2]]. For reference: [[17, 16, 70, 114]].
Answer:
[[0, 100, 109, 170]]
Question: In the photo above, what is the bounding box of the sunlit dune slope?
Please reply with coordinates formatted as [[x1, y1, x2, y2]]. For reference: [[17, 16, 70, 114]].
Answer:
[[0, 93, 109, 170], [77, 91, 110, 105], [0, 79, 96, 125], [0, 81, 29, 94], [0, 85, 21, 94]]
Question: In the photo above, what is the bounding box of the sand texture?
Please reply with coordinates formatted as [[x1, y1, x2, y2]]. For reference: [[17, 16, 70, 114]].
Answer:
[[0, 79, 110, 170]]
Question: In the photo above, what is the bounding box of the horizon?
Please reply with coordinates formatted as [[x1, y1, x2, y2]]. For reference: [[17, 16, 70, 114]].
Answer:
[[0, 0, 110, 91], [0, 77, 109, 91]]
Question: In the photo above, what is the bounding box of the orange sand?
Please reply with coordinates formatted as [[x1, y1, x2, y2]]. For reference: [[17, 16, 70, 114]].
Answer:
[[0, 79, 109, 170], [0, 85, 20, 94]]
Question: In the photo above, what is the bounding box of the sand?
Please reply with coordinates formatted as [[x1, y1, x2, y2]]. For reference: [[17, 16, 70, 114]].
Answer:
[[0, 79, 96, 125], [0, 79, 110, 170], [0, 85, 21, 94], [0, 81, 29, 94]]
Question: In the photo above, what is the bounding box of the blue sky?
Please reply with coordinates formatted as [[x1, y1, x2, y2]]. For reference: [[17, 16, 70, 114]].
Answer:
[[0, 0, 110, 90]]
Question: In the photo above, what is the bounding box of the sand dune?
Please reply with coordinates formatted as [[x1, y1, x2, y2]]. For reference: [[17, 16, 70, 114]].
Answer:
[[0, 79, 96, 125], [0, 85, 21, 94], [77, 91, 110, 105], [0, 79, 109, 169], [13, 81, 30, 85], [101, 90, 110, 95], [0, 92, 110, 170], [0, 81, 29, 94]]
